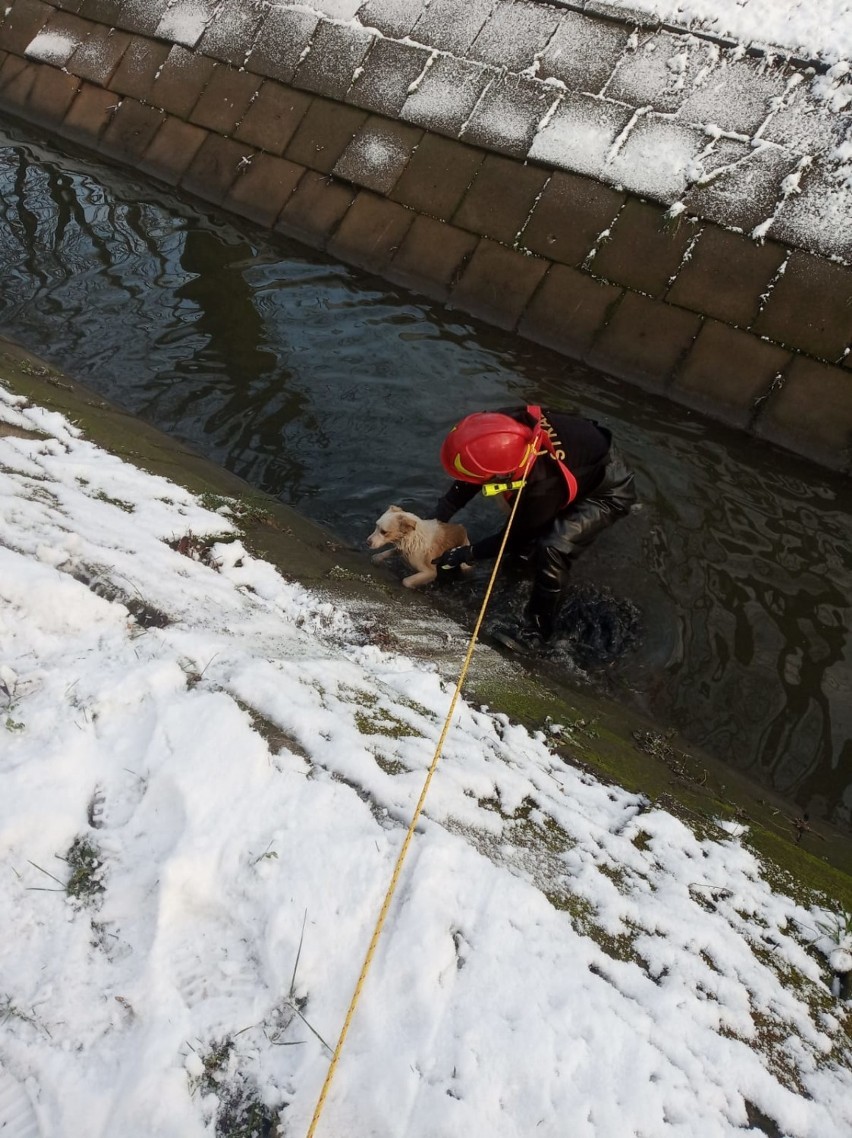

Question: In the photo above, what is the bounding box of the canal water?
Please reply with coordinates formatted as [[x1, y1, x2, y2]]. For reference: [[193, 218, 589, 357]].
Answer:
[[1, 118, 850, 833]]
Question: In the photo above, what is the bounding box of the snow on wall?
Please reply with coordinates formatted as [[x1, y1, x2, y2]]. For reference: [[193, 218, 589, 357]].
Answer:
[[14, 0, 852, 261]]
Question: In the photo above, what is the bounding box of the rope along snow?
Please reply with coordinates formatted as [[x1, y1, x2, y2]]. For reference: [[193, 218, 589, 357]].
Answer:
[[305, 477, 532, 1138]]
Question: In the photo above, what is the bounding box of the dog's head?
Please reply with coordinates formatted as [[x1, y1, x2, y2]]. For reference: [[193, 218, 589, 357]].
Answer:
[[367, 505, 417, 549]]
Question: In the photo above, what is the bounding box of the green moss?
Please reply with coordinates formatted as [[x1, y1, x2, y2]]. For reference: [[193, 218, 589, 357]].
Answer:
[[93, 489, 135, 512], [64, 836, 105, 904], [226, 696, 310, 761], [354, 708, 420, 738], [189, 1039, 278, 1138], [372, 751, 407, 776]]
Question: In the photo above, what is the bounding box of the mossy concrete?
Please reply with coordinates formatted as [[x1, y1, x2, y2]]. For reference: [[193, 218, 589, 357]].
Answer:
[[2, 334, 850, 910]]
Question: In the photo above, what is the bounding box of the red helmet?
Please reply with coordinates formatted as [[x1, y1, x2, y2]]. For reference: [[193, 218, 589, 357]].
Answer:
[[440, 412, 537, 483]]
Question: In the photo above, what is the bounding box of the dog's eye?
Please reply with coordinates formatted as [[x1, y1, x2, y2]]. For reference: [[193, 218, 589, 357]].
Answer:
[[378, 528, 388, 537]]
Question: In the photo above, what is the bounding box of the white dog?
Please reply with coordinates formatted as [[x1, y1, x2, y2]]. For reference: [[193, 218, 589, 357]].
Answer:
[[367, 505, 470, 589]]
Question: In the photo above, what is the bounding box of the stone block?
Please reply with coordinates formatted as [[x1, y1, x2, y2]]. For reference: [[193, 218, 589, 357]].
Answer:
[[453, 154, 549, 245], [180, 133, 252, 205], [188, 64, 259, 135], [593, 198, 697, 298], [682, 139, 801, 231], [76, 0, 123, 23], [233, 82, 312, 156], [275, 170, 356, 249], [666, 224, 786, 328], [284, 96, 367, 175], [670, 320, 791, 428], [149, 45, 216, 119], [760, 83, 843, 155], [520, 170, 625, 267], [754, 356, 852, 472], [386, 214, 478, 301], [358, 0, 426, 39], [196, 0, 265, 66], [326, 190, 414, 273], [528, 92, 633, 181], [225, 153, 305, 226], [537, 10, 632, 95], [678, 54, 789, 136], [0, 55, 37, 107], [400, 54, 494, 138], [108, 37, 170, 99], [111, 0, 170, 37], [291, 19, 374, 101], [518, 264, 623, 358], [333, 116, 421, 194], [461, 72, 559, 160], [389, 133, 484, 222], [60, 80, 117, 146], [99, 97, 165, 162], [24, 61, 80, 126], [244, 4, 319, 85], [67, 26, 131, 85], [0, 0, 52, 56], [608, 113, 705, 201], [138, 114, 208, 185], [344, 37, 431, 117], [605, 31, 712, 115], [409, 0, 493, 54], [449, 238, 549, 331], [24, 10, 90, 65], [467, 0, 561, 73], [753, 251, 852, 361], [586, 292, 701, 392], [155, 0, 218, 49], [769, 167, 852, 264]]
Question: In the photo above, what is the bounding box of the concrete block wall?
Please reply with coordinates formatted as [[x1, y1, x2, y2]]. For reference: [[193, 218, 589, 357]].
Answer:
[[1, 0, 851, 473]]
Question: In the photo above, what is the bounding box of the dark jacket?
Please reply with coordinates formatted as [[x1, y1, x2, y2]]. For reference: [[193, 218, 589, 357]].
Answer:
[[435, 408, 612, 559]]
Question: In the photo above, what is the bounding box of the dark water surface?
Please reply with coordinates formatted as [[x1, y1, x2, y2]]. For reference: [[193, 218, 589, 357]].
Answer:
[[1, 120, 850, 832]]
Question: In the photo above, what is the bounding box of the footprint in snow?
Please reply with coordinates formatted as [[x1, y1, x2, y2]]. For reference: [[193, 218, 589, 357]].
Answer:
[[0, 1067, 42, 1138], [88, 769, 149, 831]]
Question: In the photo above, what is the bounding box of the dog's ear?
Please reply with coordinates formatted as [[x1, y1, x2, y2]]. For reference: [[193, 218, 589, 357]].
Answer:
[[396, 514, 416, 534], [388, 504, 403, 513]]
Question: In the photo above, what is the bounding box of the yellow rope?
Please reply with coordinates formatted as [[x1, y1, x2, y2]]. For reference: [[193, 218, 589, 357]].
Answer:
[[305, 478, 531, 1138]]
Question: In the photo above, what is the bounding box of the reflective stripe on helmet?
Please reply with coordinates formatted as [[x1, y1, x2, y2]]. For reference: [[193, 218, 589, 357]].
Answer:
[[452, 452, 480, 479]]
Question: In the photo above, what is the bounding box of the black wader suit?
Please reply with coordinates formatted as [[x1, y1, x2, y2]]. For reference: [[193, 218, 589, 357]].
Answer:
[[435, 408, 636, 640]]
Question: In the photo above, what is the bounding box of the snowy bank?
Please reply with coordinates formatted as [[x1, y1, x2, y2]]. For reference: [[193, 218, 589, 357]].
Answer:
[[1, 355, 851, 1138]]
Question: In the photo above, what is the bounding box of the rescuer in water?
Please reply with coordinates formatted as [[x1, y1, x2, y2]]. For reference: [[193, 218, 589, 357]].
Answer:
[[431, 405, 636, 653]]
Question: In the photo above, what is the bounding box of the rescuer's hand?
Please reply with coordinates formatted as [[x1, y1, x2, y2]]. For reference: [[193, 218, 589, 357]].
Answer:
[[432, 545, 474, 571]]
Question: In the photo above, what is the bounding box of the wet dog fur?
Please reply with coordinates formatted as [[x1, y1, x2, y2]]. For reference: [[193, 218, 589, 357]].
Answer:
[[367, 505, 470, 589]]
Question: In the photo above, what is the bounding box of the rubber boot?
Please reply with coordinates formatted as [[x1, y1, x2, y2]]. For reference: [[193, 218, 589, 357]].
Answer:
[[491, 615, 547, 654], [491, 547, 566, 655]]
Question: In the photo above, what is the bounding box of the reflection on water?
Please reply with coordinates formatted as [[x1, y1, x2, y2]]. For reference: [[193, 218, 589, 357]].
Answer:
[[1, 121, 850, 831]]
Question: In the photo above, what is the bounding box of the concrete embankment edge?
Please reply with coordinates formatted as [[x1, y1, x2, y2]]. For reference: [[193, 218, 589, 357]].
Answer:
[[2, 335, 849, 901], [0, 0, 850, 473]]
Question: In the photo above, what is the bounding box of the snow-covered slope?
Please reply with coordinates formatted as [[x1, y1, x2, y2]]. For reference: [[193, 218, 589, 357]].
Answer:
[[1, 383, 850, 1136]]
